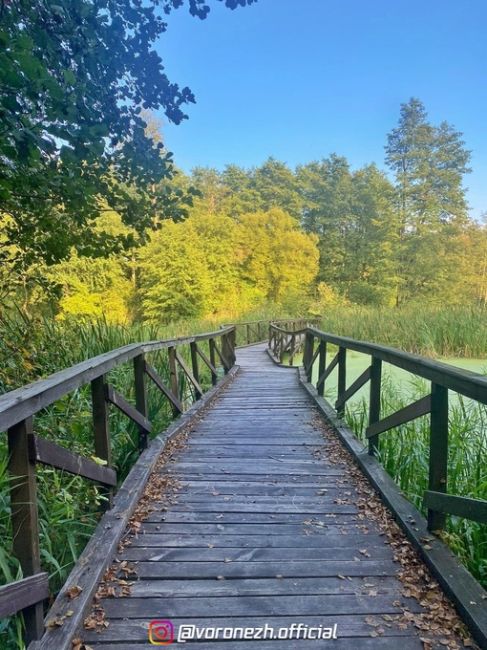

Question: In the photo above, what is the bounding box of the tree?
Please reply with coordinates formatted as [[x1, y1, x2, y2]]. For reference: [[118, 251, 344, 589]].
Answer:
[[0, 0, 255, 267], [237, 208, 319, 304], [250, 158, 302, 219], [297, 155, 354, 286], [137, 219, 211, 322], [344, 165, 399, 305], [385, 99, 472, 304]]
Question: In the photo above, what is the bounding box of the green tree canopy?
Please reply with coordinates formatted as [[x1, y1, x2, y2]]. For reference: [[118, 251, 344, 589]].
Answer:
[[0, 0, 255, 267]]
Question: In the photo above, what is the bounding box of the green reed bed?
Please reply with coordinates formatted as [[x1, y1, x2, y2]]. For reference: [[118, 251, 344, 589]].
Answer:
[[318, 305, 487, 358]]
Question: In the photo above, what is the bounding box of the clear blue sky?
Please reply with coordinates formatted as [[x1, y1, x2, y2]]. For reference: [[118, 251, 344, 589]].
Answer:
[[158, 0, 487, 218]]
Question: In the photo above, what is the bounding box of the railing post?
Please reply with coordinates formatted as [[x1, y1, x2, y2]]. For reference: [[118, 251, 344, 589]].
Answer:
[[230, 327, 236, 365], [221, 332, 234, 374], [336, 347, 347, 417], [209, 338, 218, 385], [7, 416, 44, 643], [190, 342, 201, 400], [289, 333, 296, 366], [317, 340, 327, 396], [168, 346, 180, 408], [133, 353, 148, 451], [428, 383, 449, 531], [368, 357, 382, 456], [91, 375, 113, 507], [303, 332, 314, 382], [246, 323, 250, 345]]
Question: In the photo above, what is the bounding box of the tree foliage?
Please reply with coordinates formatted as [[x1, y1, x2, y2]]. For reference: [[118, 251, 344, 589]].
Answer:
[[0, 0, 255, 267]]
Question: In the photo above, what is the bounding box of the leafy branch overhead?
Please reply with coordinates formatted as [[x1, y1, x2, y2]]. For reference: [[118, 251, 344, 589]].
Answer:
[[0, 0, 255, 264]]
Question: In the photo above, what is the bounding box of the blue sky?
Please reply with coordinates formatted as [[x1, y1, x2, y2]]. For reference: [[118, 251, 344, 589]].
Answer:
[[158, 0, 487, 218]]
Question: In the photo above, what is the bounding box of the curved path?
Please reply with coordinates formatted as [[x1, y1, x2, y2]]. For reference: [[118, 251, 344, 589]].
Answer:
[[81, 344, 464, 649]]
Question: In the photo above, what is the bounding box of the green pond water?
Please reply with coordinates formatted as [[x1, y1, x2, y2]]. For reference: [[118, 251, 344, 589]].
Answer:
[[285, 350, 487, 409]]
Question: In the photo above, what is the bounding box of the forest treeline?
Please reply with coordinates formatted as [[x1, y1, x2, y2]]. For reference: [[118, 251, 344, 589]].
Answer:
[[2, 99, 486, 323]]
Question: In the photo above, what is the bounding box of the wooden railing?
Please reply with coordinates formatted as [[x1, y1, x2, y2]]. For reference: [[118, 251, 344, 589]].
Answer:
[[226, 318, 321, 347], [0, 326, 236, 644], [268, 319, 321, 364], [269, 323, 487, 533]]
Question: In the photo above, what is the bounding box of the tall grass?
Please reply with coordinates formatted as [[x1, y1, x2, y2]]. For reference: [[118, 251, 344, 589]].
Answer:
[[318, 304, 487, 357], [343, 374, 487, 587]]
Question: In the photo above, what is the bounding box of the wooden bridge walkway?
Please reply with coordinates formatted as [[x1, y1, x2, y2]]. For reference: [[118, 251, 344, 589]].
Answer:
[[79, 344, 451, 648]]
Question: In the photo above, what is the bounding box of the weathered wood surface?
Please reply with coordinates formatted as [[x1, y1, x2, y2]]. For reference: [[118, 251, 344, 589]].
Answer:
[[77, 344, 454, 648]]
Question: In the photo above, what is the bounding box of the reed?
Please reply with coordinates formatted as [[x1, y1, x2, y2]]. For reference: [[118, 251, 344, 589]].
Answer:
[[317, 304, 487, 357]]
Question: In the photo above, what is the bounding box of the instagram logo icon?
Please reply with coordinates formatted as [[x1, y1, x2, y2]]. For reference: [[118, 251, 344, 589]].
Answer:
[[149, 620, 174, 645]]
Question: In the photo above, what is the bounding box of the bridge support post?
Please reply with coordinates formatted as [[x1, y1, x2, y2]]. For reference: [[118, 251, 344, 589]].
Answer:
[[336, 347, 347, 417], [134, 354, 148, 451], [91, 375, 113, 507], [317, 340, 327, 396], [190, 343, 200, 400], [209, 339, 218, 385], [168, 347, 180, 410], [428, 383, 448, 531], [368, 357, 382, 456], [303, 332, 314, 382], [7, 416, 44, 644]]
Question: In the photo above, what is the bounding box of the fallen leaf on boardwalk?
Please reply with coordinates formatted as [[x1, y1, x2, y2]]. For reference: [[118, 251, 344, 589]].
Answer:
[[66, 585, 83, 599], [47, 616, 65, 628], [72, 639, 94, 650]]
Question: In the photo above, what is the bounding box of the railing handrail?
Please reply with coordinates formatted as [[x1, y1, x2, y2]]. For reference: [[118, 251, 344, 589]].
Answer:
[[0, 326, 235, 432], [307, 326, 487, 404], [268, 323, 487, 537], [268, 322, 487, 403]]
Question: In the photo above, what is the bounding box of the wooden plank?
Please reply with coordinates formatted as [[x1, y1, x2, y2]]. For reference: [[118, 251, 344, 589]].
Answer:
[[119, 545, 391, 562], [424, 490, 487, 524], [7, 416, 44, 641], [0, 573, 49, 619], [127, 575, 401, 597], [106, 384, 152, 433], [335, 366, 371, 412], [34, 366, 240, 650], [365, 394, 431, 438], [144, 361, 183, 416], [28, 435, 117, 486], [84, 638, 426, 650], [128, 533, 373, 548], [101, 593, 421, 618]]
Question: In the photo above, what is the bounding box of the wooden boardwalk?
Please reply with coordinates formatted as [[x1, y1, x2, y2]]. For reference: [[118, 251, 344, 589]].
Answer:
[[81, 344, 455, 648]]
